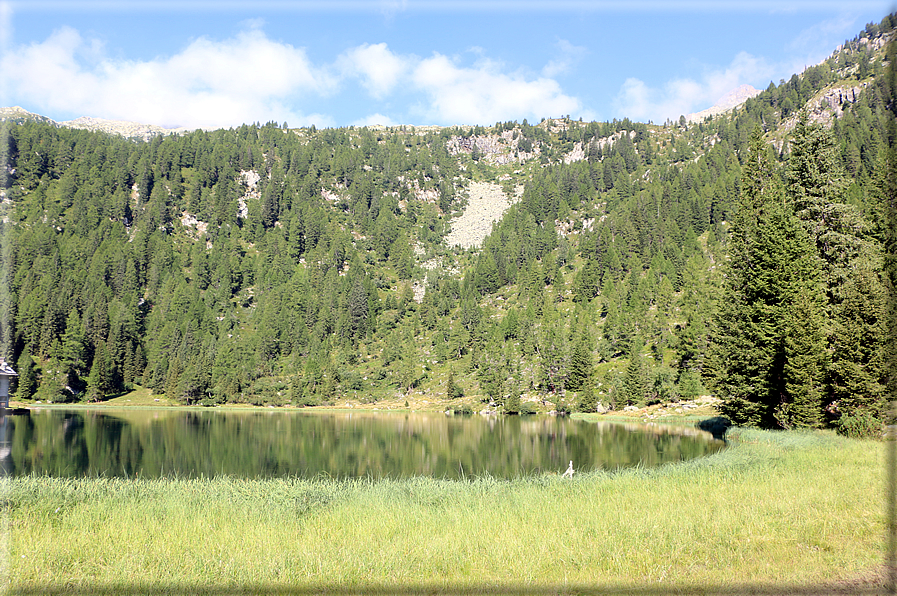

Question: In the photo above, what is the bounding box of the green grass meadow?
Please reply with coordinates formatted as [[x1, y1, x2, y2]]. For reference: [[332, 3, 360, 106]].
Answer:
[[4, 425, 887, 594]]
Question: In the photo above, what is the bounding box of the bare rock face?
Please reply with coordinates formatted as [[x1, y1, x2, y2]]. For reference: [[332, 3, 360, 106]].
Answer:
[[446, 131, 537, 165], [790, 84, 866, 126], [563, 142, 586, 164]]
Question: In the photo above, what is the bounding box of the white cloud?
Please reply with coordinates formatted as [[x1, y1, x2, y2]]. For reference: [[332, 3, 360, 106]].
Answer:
[[339, 44, 588, 125], [613, 51, 776, 123], [338, 43, 410, 99], [4, 27, 587, 128], [3, 26, 336, 129], [411, 52, 583, 125]]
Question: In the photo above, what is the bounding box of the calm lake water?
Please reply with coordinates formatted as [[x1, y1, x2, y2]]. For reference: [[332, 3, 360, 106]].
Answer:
[[1, 408, 724, 480]]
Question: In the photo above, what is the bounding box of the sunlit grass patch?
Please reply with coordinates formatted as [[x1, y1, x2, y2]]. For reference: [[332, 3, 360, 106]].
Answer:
[[7, 427, 886, 593]]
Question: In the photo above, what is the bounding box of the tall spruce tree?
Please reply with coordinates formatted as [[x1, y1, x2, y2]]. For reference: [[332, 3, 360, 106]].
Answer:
[[787, 112, 888, 429], [623, 336, 647, 406], [827, 260, 887, 423], [707, 129, 826, 427], [778, 284, 826, 428], [15, 350, 37, 401], [86, 341, 115, 402], [566, 330, 593, 391]]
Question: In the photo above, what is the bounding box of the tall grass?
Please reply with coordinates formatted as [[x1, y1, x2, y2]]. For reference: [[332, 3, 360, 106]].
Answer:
[[5, 427, 886, 594]]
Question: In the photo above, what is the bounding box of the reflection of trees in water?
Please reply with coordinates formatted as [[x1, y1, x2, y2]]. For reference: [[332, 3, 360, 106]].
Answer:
[[8, 410, 724, 479]]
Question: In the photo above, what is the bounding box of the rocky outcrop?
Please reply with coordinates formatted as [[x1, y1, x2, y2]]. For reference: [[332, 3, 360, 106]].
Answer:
[[779, 84, 867, 133], [563, 142, 586, 164], [447, 131, 538, 165], [238, 170, 261, 219]]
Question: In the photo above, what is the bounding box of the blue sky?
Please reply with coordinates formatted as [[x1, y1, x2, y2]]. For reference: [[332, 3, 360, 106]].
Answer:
[[1, 1, 893, 129]]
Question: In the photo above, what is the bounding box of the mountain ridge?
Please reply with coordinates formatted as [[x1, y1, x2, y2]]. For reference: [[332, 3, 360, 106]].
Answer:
[[0, 106, 199, 141]]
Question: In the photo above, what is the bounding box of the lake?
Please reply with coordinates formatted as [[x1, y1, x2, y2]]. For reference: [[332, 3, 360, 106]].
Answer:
[[1, 408, 724, 479]]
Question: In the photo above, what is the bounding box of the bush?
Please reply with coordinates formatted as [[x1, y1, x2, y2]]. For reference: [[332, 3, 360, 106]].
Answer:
[[201, 393, 225, 407], [576, 386, 598, 413], [519, 402, 537, 415], [504, 392, 521, 414], [837, 412, 882, 439]]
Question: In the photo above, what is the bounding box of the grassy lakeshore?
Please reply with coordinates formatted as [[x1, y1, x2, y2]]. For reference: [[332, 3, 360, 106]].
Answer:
[[6, 425, 886, 595]]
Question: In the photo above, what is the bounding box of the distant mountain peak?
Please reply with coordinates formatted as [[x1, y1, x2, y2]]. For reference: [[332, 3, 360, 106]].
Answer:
[[685, 84, 761, 123]]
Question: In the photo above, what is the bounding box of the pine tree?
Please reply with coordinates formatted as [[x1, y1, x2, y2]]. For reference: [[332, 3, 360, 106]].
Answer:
[[777, 285, 826, 428], [623, 337, 647, 406], [60, 308, 86, 377], [504, 382, 522, 414], [787, 111, 849, 221], [576, 382, 598, 413], [566, 331, 593, 391], [86, 342, 114, 402], [347, 276, 370, 340], [15, 350, 37, 400], [827, 255, 887, 422], [398, 331, 419, 394], [707, 129, 826, 427], [538, 306, 568, 394], [787, 112, 888, 428], [446, 367, 463, 399]]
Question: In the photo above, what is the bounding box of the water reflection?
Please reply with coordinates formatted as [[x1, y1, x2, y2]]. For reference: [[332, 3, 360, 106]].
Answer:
[[7, 409, 725, 480]]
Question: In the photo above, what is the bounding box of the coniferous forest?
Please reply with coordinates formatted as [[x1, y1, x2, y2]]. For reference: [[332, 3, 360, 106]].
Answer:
[[2, 15, 895, 436]]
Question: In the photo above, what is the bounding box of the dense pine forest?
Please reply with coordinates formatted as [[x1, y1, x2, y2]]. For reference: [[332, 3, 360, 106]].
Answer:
[[1, 15, 894, 436]]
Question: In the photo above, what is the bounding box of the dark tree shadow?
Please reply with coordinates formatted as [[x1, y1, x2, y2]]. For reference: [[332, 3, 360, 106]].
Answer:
[[697, 416, 731, 441]]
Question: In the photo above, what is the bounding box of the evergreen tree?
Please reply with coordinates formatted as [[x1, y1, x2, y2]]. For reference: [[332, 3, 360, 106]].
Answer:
[[707, 129, 826, 427], [85, 342, 114, 402], [787, 111, 849, 221], [575, 382, 598, 413], [778, 285, 826, 428], [398, 330, 419, 394], [623, 337, 647, 406], [347, 276, 370, 340], [566, 331, 593, 391], [504, 382, 522, 414], [15, 350, 37, 400], [446, 367, 463, 399], [787, 112, 888, 428], [827, 253, 888, 424], [60, 308, 86, 377]]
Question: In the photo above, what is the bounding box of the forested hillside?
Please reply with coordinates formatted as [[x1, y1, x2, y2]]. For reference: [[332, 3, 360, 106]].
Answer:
[[1, 15, 894, 434]]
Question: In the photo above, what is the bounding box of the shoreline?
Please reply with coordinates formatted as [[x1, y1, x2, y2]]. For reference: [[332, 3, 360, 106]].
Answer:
[[7, 427, 885, 591]]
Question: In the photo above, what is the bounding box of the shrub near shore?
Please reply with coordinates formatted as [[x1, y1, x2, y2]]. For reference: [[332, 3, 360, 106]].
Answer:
[[8, 426, 885, 593]]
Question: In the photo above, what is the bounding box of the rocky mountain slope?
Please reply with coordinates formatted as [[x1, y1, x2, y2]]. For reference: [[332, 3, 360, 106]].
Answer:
[[0, 106, 197, 141]]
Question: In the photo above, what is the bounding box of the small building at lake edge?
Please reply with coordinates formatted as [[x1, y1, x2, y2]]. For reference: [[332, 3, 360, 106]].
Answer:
[[0, 360, 18, 409]]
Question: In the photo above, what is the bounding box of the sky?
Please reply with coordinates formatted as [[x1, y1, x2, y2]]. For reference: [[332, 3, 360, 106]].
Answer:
[[0, 1, 894, 130]]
